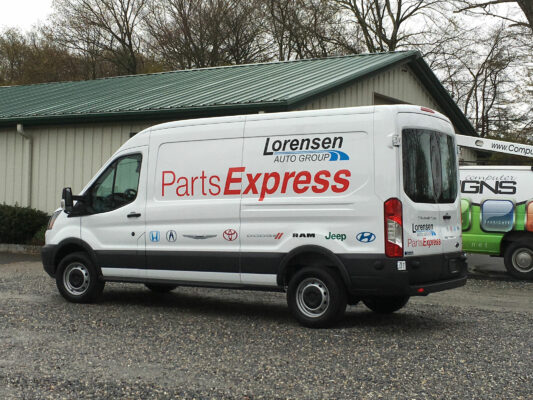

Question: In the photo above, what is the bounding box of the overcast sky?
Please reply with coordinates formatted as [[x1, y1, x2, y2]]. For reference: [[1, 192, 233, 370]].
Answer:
[[0, 0, 522, 33], [0, 0, 53, 31]]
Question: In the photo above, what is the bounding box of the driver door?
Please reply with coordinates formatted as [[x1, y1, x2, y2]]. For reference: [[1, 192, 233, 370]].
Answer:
[[80, 147, 147, 278]]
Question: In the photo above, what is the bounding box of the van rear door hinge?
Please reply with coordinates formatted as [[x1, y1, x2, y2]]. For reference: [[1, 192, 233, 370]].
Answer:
[[392, 135, 401, 147]]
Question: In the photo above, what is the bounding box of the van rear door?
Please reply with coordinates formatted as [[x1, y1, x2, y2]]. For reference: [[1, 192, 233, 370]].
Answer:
[[399, 112, 461, 260]]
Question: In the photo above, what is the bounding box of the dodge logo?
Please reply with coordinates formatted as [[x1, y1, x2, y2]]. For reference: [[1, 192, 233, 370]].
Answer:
[[223, 229, 238, 241]]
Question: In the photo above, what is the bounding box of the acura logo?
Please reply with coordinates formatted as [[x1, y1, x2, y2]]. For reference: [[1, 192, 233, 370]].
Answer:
[[356, 232, 376, 243]]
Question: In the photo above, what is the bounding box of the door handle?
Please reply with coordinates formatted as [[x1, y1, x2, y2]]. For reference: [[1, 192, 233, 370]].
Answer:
[[127, 212, 141, 218], [443, 215, 451, 220]]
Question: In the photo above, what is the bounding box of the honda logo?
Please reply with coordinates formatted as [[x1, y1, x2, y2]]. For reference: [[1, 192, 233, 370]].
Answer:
[[149, 231, 160, 242], [356, 232, 376, 243]]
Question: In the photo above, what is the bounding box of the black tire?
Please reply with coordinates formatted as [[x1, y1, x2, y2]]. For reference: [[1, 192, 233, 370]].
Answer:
[[145, 283, 178, 293], [56, 252, 104, 303], [287, 267, 347, 328], [504, 241, 533, 280], [362, 296, 409, 314]]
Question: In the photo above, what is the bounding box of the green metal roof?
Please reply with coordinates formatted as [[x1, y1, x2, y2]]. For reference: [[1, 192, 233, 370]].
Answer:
[[0, 50, 476, 135]]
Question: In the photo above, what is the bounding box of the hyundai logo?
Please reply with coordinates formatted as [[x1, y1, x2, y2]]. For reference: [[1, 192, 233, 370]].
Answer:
[[356, 232, 376, 243]]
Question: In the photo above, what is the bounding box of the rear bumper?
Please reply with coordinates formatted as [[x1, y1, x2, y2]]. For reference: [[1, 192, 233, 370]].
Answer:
[[407, 275, 466, 296], [41, 244, 57, 278], [340, 252, 467, 297]]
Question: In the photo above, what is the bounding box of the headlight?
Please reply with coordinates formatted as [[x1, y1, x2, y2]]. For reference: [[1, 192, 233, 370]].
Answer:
[[47, 210, 62, 230]]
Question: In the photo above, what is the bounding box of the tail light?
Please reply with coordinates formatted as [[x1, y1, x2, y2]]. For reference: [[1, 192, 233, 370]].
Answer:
[[384, 198, 403, 257]]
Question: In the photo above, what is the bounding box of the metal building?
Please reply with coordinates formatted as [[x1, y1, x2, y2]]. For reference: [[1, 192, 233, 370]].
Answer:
[[0, 51, 477, 213]]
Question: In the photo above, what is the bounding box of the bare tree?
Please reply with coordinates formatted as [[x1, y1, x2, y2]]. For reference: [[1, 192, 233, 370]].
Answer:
[[0, 27, 88, 85], [334, 0, 444, 52], [264, 0, 359, 60], [51, 0, 149, 75], [429, 23, 518, 138], [0, 29, 28, 85], [146, 0, 268, 69], [454, 1, 533, 32]]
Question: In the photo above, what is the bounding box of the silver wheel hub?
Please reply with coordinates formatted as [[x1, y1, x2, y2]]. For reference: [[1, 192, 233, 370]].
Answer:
[[512, 249, 533, 273], [63, 263, 90, 296], [296, 278, 330, 318]]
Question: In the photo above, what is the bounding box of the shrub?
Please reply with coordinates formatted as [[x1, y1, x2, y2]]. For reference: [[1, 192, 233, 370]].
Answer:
[[30, 224, 48, 246], [0, 204, 50, 244]]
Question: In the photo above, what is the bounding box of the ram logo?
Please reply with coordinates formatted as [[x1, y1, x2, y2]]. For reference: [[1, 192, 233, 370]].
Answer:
[[293, 233, 316, 238]]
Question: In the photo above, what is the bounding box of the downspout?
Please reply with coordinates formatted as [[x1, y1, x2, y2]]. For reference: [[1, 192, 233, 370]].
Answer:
[[16, 124, 32, 208]]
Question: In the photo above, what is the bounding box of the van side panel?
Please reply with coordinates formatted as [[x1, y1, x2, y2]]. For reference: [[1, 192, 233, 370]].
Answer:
[[144, 120, 244, 283], [240, 112, 390, 282], [460, 167, 533, 254]]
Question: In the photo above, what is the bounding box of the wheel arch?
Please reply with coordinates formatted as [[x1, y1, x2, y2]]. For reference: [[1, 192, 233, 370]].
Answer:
[[500, 231, 533, 256], [277, 245, 351, 289], [53, 238, 101, 276]]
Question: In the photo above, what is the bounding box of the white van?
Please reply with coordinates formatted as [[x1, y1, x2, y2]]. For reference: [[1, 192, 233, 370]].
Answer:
[[42, 105, 467, 327]]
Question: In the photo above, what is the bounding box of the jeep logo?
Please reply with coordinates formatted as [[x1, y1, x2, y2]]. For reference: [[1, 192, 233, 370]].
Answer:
[[325, 232, 346, 241]]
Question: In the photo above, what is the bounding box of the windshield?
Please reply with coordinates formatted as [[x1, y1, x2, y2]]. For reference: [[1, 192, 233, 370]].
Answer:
[[402, 129, 457, 203]]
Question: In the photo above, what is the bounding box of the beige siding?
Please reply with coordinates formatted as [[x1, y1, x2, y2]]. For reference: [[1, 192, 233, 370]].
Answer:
[[1, 121, 151, 214], [0, 127, 28, 208], [296, 64, 442, 115]]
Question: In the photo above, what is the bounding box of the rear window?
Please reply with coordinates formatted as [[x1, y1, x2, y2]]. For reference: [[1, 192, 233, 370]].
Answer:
[[402, 129, 457, 203]]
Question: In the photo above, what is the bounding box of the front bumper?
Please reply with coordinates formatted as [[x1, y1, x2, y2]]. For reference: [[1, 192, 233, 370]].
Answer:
[[41, 244, 58, 278]]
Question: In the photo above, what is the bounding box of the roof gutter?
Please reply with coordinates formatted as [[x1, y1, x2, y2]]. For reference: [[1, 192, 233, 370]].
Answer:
[[16, 123, 33, 208], [0, 101, 288, 128]]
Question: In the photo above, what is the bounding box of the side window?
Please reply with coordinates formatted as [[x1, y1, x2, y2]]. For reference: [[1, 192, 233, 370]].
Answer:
[[88, 154, 142, 214]]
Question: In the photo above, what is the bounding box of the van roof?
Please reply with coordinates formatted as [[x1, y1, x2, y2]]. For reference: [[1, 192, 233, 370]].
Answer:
[[146, 105, 449, 133]]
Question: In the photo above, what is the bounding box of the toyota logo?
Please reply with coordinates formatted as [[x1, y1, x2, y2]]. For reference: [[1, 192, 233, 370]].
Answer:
[[356, 232, 376, 243], [223, 229, 238, 241]]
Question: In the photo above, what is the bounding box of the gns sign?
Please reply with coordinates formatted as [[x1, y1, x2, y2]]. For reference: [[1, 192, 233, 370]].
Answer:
[[460, 180, 516, 195]]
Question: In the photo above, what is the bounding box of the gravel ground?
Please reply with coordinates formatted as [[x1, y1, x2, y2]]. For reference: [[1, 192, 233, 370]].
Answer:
[[0, 259, 532, 399]]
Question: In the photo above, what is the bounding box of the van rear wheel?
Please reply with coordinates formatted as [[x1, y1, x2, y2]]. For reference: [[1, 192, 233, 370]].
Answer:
[[56, 252, 104, 303], [287, 267, 347, 328], [363, 296, 409, 313], [504, 241, 533, 280], [145, 283, 178, 293]]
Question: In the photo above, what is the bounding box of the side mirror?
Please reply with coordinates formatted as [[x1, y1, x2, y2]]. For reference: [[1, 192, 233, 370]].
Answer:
[[62, 187, 73, 214]]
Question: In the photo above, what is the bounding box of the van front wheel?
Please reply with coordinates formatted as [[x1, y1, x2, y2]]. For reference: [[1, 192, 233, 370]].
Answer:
[[363, 296, 409, 313], [56, 252, 104, 303], [504, 242, 533, 280], [287, 267, 347, 328]]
